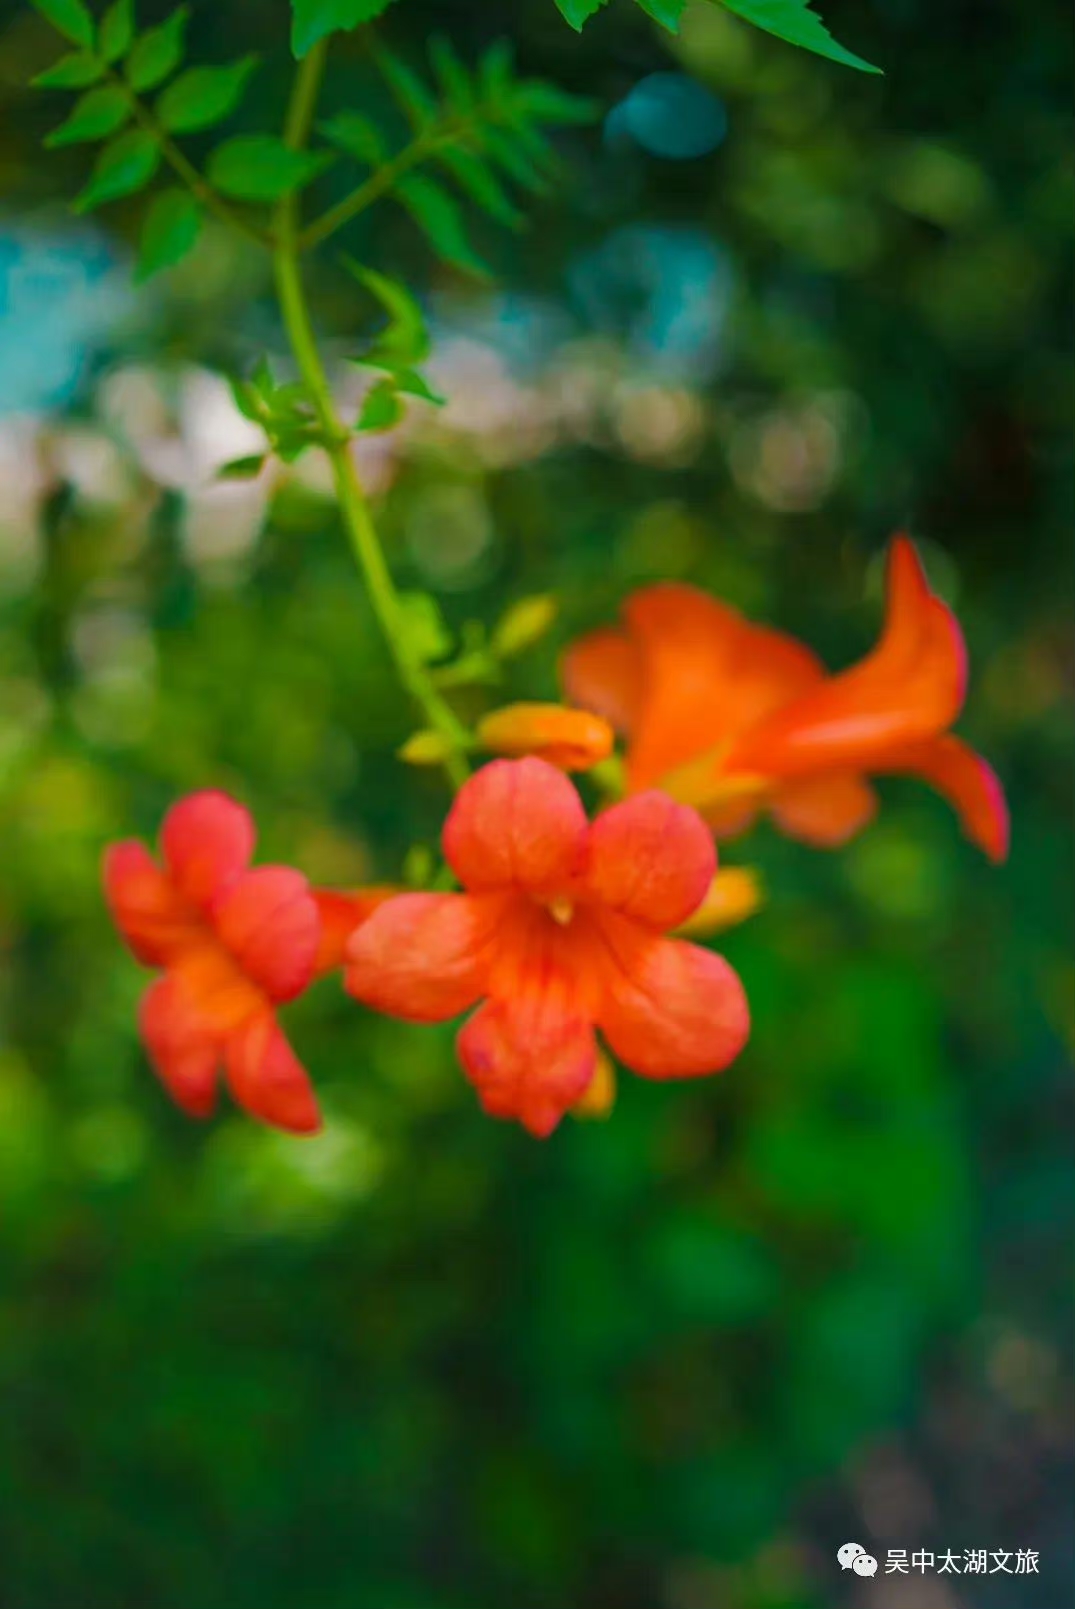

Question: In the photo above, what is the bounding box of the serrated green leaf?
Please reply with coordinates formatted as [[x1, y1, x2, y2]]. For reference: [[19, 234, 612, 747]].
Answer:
[[479, 40, 514, 100], [377, 48, 437, 131], [480, 128, 552, 195], [74, 127, 159, 211], [46, 85, 130, 147], [32, 52, 104, 88], [436, 147, 522, 229], [635, 0, 686, 29], [398, 592, 453, 664], [712, 0, 881, 73], [357, 379, 404, 433], [136, 187, 203, 281], [217, 454, 267, 480], [29, 0, 94, 49], [290, 0, 399, 58], [207, 136, 330, 202], [319, 112, 388, 166], [126, 7, 188, 92], [554, 0, 610, 30], [156, 57, 257, 134], [397, 175, 490, 277], [99, 0, 134, 62]]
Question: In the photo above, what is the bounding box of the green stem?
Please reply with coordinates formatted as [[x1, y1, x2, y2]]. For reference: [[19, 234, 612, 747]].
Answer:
[[275, 43, 470, 790]]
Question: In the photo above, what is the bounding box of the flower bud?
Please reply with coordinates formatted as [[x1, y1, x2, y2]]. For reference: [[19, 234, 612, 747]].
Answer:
[[476, 702, 614, 772], [572, 1050, 616, 1120], [492, 595, 557, 659], [399, 729, 456, 766], [677, 867, 763, 937]]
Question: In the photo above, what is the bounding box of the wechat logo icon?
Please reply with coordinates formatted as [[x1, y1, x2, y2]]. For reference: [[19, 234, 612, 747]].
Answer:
[[838, 1543, 879, 1576]]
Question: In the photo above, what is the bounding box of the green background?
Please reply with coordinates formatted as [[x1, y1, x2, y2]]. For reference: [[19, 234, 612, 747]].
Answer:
[[0, 2, 1071, 1605]]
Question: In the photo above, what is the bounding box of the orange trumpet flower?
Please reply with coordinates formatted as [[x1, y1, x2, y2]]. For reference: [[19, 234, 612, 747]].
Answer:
[[344, 757, 750, 1137], [562, 537, 1008, 860], [104, 790, 380, 1135]]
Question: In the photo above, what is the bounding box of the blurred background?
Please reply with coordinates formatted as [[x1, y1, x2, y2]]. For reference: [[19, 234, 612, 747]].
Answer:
[[0, 1, 1071, 1606]]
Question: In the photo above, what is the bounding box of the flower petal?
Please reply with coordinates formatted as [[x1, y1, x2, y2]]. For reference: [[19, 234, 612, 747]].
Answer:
[[729, 538, 966, 779], [676, 867, 764, 937], [161, 790, 255, 908], [223, 1010, 321, 1135], [311, 887, 400, 975], [594, 913, 750, 1079], [609, 584, 824, 790], [457, 993, 597, 1138], [585, 791, 715, 930], [103, 841, 198, 966], [560, 627, 643, 733], [443, 758, 588, 893], [882, 734, 1010, 862], [138, 974, 219, 1118], [769, 774, 878, 848], [345, 892, 502, 1022], [213, 866, 320, 1002], [476, 703, 614, 772]]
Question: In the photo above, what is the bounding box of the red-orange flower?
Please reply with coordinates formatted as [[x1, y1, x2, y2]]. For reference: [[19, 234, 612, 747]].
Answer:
[[344, 757, 750, 1137], [562, 537, 1008, 860], [104, 790, 329, 1134]]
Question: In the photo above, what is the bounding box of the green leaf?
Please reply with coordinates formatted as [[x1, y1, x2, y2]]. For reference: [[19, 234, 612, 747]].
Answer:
[[290, 0, 399, 59], [32, 52, 104, 88], [436, 147, 522, 228], [376, 48, 437, 131], [126, 7, 188, 92], [207, 137, 329, 202], [217, 454, 267, 480], [29, 0, 94, 49], [156, 58, 257, 134], [136, 188, 203, 280], [45, 85, 130, 147], [99, 0, 134, 62], [516, 81, 602, 125], [428, 36, 473, 110], [357, 379, 404, 433], [635, 0, 686, 28], [398, 592, 453, 664], [74, 127, 159, 210], [397, 175, 490, 277], [343, 262, 430, 367], [319, 112, 388, 167], [553, 0, 610, 30], [712, 0, 881, 73], [394, 369, 444, 405]]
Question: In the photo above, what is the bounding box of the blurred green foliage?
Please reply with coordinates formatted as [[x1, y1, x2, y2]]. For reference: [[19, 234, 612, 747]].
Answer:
[[0, 2, 1071, 1606]]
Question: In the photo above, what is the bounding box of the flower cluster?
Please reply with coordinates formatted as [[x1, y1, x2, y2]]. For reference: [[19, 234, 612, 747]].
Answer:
[[105, 539, 1008, 1139]]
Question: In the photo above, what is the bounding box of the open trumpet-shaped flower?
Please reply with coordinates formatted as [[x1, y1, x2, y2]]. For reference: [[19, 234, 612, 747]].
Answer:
[[562, 537, 1008, 860], [344, 758, 750, 1137], [104, 790, 328, 1134]]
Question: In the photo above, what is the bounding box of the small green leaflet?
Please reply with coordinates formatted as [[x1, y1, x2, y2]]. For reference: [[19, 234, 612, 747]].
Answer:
[[207, 137, 330, 201], [29, 0, 94, 49], [32, 53, 104, 88], [98, 0, 134, 63], [156, 58, 258, 134], [126, 8, 188, 93], [44, 85, 129, 146], [714, 0, 881, 73], [398, 592, 453, 664], [74, 128, 160, 211], [344, 262, 430, 368], [634, 0, 685, 27], [554, 0, 610, 29], [136, 188, 203, 281], [357, 379, 404, 433], [397, 175, 490, 278], [290, 0, 399, 59], [319, 112, 388, 167]]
